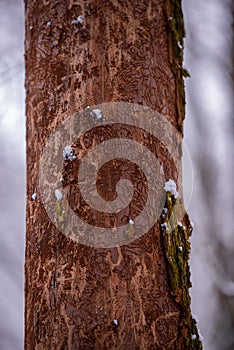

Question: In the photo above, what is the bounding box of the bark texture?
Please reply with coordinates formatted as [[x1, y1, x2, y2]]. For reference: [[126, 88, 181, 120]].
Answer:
[[25, 0, 202, 349]]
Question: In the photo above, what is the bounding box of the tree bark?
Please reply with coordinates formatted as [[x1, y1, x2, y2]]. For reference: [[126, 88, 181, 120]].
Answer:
[[25, 0, 202, 349]]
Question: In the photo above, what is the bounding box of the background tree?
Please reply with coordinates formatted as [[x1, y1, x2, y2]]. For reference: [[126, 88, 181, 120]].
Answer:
[[184, 0, 234, 349], [0, 0, 24, 348]]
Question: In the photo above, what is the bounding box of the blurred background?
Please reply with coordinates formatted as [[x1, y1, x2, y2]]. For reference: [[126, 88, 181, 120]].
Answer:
[[0, 0, 233, 349]]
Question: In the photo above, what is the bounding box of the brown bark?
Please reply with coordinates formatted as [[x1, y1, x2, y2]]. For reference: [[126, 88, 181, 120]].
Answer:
[[25, 0, 202, 349]]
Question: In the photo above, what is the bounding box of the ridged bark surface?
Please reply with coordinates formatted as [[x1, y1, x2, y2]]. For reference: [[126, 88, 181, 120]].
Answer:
[[25, 0, 202, 349]]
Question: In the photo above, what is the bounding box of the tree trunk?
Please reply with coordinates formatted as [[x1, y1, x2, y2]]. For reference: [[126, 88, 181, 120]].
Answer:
[[25, 0, 202, 349]]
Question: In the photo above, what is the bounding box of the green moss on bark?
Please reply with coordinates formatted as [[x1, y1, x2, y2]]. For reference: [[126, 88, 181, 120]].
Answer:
[[165, 0, 187, 133], [160, 193, 203, 349], [161, 3, 202, 346]]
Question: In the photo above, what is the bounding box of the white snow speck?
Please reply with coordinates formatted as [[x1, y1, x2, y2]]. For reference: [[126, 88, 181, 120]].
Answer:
[[47, 21, 51, 26], [72, 15, 83, 25], [113, 319, 118, 326], [192, 315, 203, 340], [163, 208, 168, 214], [177, 41, 183, 49], [161, 223, 169, 232], [85, 106, 92, 116], [32, 193, 37, 200], [179, 246, 183, 251], [178, 222, 183, 227], [55, 189, 63, 201], [164, 179, 178, 198], [30, 25, 33, 30], [191, 334, 196, 340], [63, 145, 76, 161], [129, 219, 134, 225], [92, 108, 103, 120]]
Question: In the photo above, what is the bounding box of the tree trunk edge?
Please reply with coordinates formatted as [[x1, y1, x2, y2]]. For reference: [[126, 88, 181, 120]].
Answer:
[[163, 1, 203, 348], [160, 194, 203, 349]]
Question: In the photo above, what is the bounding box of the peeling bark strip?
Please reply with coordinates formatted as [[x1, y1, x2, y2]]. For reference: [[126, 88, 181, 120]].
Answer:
[[25, 0, 202, 349]]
